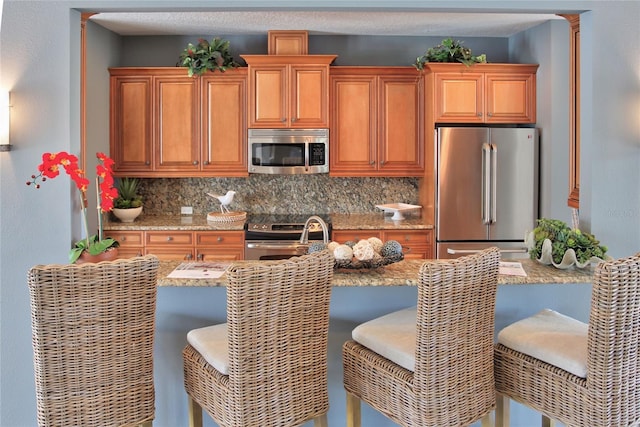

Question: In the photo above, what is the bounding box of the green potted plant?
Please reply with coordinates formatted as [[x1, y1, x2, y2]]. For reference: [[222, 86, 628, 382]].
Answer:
[[413, 37, 487, 70], [112, 177, 143, 223], [177, 37, 240, 77]]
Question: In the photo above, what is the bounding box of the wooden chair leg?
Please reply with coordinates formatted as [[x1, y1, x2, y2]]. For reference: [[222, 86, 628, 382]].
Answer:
[[542, 414, 557, 427], [346, 391, 361, 427], [139, 421, 153, 427], [495, 393, 510, 427], [313, 413, 328, 427], [188, 395, 203, 427], [480, 412, 493, 427]]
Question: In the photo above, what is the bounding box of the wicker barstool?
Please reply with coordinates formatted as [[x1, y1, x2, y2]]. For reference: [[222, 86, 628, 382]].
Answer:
[[343, 247, 501, 427], [494, 252, 640, 427], [28, 255, 160, 427], [183, 250, 334, 427]]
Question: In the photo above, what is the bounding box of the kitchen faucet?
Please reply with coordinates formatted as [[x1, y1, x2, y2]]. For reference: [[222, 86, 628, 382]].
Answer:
[[299, 215, 329, 244]]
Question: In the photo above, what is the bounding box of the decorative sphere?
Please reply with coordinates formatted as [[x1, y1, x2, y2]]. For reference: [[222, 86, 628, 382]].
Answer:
[[353, 240, 375, 261], [381, 240, 403, 257], [367, 237, 384, 253], [333, 245, 354, 260], [308, 242, 327, 253]]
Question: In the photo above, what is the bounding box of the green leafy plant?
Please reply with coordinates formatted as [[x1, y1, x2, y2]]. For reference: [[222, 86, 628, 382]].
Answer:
[[114, 177, 142, 209], [177, 37, 240, 76], [69, 234, 118, 264], [528, 218, 608, 264], [413, 38, 487, 70]]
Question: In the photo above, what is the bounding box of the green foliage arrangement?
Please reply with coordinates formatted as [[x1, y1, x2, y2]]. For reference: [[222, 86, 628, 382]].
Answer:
[[177, 37, 240, 76], [528, 218, 608, 264], [413, 38, 487, 70], [114, 177, 142, 209]]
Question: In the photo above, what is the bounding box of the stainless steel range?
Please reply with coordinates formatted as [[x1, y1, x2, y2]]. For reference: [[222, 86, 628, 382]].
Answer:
[[244, 214, 331, 260]]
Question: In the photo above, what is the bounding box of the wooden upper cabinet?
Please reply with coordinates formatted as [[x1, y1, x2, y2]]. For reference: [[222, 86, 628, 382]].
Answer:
[[330, 67, 424, 177], [201, 70, 248, 176], [110, 74, 153, 173], [426, 63, 538, 124], [154, 75, 200, 171], [242, 55, 336, 128], [109, 67, 248, 177]]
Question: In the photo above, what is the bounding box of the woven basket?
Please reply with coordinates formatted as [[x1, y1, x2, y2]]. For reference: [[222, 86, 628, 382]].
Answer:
[[334, 254, 404, 270]]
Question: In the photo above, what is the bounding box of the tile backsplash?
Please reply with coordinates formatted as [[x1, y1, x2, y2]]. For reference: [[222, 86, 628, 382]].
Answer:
[[140, 175, 420, 215]]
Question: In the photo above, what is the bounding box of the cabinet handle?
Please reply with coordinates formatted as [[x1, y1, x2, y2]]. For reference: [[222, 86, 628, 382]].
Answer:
[[380, 160, 385, 166], [197, 253, 204, 261], [477, 112, 482, 117], [137, 251, 142, 257], [487, 112, 493, 117], [185, 253, 193, 260], [166, 236, 173, 241], [217, 236, 223, 242], [145, 161, 150, 165], [120, 236, 126, 241], [291, 117, 297, 122], [369, 160, 375, 166], [281, 118, 287, 123], [192, 160, 199, 165], [204, 160, 210, 165]]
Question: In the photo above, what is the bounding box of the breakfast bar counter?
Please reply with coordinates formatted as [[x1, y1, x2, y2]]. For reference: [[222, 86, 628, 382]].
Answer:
[[157, 258, 594, 287]]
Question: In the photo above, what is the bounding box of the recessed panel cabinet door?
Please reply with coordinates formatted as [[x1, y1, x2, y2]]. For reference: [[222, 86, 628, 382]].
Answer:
[[434, 72, 484, 123], [201, 70, 248, 176], [154, 77, 200, 171], [110, 76, 153, 173], [249, 65, 287, 128], [485, 72, 536, 123], [378, 74, 424, 174], [329, 74, 377, 174], [290, 65, 329, 128]]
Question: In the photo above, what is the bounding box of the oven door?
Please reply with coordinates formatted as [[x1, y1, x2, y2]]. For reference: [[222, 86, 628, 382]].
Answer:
[[244, 240, 310, 261]]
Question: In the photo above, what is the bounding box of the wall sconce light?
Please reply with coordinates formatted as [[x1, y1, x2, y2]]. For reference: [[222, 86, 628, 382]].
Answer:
[[0, 92, 12, 152]]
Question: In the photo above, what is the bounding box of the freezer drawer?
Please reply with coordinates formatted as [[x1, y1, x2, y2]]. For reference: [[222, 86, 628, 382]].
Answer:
[[437, 242, 529, 260]]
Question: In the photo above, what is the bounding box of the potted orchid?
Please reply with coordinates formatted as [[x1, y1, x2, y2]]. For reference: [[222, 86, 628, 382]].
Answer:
[[26, 151, 120, 263]]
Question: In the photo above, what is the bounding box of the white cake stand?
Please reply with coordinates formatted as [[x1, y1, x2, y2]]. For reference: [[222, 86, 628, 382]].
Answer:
[[375, 203, 422, 220]]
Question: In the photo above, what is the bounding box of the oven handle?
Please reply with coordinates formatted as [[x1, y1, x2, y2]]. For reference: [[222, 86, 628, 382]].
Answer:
[[246, 243, 309, 250]]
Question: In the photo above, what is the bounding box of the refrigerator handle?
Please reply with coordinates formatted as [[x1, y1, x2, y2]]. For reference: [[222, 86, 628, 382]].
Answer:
[[481, 143, 491, 224], [491, 143, 498, 224]]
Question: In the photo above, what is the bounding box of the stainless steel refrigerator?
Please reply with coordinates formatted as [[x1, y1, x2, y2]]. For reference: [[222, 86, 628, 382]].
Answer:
[[436, 127, 539, 259]]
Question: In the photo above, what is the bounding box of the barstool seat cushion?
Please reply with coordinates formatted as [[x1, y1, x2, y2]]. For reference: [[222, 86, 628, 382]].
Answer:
[[352, 306, 417, 372], [497, 308, 588, 378], [187, 323, 229, 375]]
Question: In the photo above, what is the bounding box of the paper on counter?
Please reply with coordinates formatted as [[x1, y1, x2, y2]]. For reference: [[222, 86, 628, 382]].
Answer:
[[167, 262, 231, 279], [499, 261, 527, 277]]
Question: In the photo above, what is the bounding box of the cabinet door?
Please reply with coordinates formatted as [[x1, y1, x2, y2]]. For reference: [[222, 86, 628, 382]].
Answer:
[[248, 65, 287, 128], [485, 72, 536, 123], [329, 73, 377, 176], [201, 70, 248, 176], [110, 75, 153, 173], [378, 74, 424, 176], [433, 72, 484, 123], [154, 76, 200, 171], [290, 64, 329, 128]]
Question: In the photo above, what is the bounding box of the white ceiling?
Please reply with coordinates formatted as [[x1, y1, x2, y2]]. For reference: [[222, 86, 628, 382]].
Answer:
[[90, 11, 565, 37]]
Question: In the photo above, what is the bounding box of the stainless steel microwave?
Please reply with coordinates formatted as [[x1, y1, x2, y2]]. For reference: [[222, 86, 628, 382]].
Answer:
[[248, 129, 329, 174]]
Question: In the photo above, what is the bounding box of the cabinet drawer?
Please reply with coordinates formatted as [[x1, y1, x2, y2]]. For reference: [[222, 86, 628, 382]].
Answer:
[[196, 231, 244, 246], [109, 231, 144, 247], [332, 230, 382, 243], [145, 231, 193, 246], [383, 230, 432, 245]]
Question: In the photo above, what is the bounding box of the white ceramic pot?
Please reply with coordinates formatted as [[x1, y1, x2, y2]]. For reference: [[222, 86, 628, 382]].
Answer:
[[112, 206, 142, 223]]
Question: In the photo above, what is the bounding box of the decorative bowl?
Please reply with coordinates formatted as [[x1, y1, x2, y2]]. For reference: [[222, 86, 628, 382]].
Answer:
[[334, 254, 404, 270]]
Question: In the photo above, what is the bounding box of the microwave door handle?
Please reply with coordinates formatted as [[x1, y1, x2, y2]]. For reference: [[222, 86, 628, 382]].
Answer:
[[491, 143, 497, 224], [481, 143, 491, 225]]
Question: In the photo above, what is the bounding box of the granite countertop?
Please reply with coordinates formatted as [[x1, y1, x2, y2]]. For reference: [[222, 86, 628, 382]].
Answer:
[[104, 212, 433, 232], [157, 258, 594, 287]]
